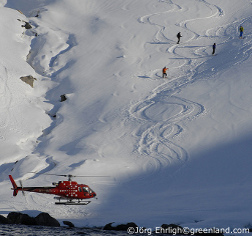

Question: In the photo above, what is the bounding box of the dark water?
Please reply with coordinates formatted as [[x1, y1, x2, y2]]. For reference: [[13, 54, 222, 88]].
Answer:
[[0, 225, 133, 236]]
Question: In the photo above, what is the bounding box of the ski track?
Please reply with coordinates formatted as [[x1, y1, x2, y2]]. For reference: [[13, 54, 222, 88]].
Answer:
[[22, 0, 252, 177], [130, 0, 252, 174]]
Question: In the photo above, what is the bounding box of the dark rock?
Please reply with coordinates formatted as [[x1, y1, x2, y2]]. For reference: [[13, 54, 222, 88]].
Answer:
[[22, 22, 32, 29], [35, 212, 60, 227], [60, 94, 67, 102], [20, 75, 37, 88], [63, 220, 75, 227], [34, 10, 40, 17], [103, 222, 138, 231], [116, 222, 138, 231], [161, 223, 183, 229], [103, 222, 114, 230], [51, 114, 57, 118], [7, 212, 36, 225], [0, 215, 10, 224], [6, 212, 60, 227]]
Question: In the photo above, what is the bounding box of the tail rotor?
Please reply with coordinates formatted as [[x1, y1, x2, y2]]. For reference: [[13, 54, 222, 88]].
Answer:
[[19, 180, 25, 196]]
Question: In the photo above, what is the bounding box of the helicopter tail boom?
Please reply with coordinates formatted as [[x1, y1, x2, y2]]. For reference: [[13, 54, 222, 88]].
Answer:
[[9, 175, 19, 196]]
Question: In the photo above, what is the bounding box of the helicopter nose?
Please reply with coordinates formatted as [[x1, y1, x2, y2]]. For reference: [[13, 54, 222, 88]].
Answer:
[[92, 192, 96, 197]]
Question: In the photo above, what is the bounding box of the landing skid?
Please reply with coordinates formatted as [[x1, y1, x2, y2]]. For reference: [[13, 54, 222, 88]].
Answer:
[[55, 201, 91, 205], [54, 197, 91, 205]]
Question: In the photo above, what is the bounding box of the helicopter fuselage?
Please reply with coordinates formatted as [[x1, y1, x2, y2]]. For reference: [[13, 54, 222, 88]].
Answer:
[[9, 175, 96, 201]]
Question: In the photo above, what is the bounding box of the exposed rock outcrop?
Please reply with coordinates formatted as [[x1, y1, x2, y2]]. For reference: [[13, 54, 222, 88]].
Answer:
[[35, 212, 60, 227], [6, 212, 60, 227], [63, 220, 75, 227], [0, 215, 10, 224], [103, 222, 138, 231], [60, 94, 67, 102], [20, 75, 37, 88], [7, 212, 36, 225], [22, 21, 32, 29]]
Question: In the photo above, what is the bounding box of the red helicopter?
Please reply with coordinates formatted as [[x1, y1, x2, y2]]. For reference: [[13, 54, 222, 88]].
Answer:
[[9, 174, 101, 205]]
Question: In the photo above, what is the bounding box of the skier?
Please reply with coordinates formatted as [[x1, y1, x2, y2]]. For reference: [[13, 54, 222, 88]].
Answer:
[[177, 32, 182, 44], [239, 25, 244, 38], [212, 43, 216, 55], [162, 66, 168, 78]]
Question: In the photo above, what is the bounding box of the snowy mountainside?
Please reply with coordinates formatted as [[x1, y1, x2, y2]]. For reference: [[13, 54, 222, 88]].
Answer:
[[0, 0, 252, 230], [0, 7, 51, 166]]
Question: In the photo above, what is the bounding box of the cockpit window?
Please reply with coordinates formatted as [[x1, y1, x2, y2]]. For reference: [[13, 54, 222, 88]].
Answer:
[[89, 188, 94, 193], [83, 187, 89, 193], [78, 187, 82, 192], [82, 187, 93, 194]]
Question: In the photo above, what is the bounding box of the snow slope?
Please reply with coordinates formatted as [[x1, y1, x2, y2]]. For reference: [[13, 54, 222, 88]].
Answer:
[[1, 0, 252, 230]]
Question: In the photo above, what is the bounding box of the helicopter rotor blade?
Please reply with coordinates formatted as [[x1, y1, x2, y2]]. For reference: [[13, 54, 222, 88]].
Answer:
[[19, 180, 25, 196], [29, 172, 110, 178]]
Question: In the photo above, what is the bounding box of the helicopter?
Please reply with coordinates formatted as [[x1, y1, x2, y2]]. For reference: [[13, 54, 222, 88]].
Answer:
[[9, 174, 103, 205]]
